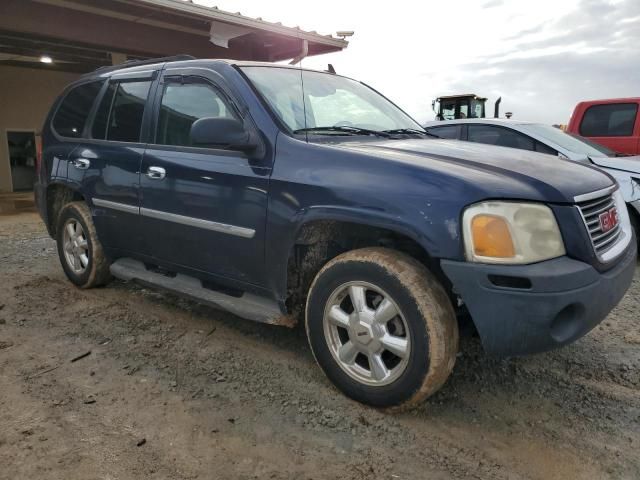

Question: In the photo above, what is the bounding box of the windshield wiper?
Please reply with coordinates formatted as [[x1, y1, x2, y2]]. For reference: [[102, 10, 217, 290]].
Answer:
[[293, 126, 392, 138], [383, 128, 440, 138]]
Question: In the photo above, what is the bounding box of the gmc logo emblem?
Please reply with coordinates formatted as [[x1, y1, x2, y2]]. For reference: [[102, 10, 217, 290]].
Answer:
[[599, 208, 618, 233]]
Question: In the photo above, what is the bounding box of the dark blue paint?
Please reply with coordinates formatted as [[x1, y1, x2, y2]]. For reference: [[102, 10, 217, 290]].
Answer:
[[76, 142, 145, 253], [441, 240, 637, 356], [36, 59, 635, 357]]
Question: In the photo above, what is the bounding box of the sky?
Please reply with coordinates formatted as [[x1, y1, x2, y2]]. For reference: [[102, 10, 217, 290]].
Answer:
[[199, 0, 640, 125]]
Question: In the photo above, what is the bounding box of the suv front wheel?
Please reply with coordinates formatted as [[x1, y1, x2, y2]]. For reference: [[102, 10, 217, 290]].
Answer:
[[305, 247, 458, 409], [56, 201, 112, 289]]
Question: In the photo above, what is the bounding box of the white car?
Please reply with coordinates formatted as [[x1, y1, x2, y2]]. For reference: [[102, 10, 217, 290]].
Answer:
[[424, 118, 640, 240]]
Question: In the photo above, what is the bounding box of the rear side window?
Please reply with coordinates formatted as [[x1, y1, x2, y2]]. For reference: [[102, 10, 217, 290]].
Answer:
[[92, 81, 151, 142], [156, 80, 236, 147], [580, 103, 638, 137], [52, 81, 103, 138], [426, 125, 459, 139], [468, 125, 534, 150]]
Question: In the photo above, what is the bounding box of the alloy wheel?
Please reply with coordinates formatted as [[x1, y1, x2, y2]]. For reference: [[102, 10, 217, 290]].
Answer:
[[323, 281, 411, 386]]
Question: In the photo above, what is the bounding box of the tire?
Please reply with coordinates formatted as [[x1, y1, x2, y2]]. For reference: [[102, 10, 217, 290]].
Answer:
[[56, 201, 112, 288], [305, 247, 458, 409]]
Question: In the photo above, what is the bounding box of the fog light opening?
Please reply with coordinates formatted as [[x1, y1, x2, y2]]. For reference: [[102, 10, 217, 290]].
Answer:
[[550, 303, 586, 343]]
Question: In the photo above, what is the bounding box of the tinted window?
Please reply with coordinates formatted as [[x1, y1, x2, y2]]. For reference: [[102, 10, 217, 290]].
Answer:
[[91, 83, 116, 139], [105, 81, 151, 143], [426, 125, 458, 139], [580, 103, 638, 137], [468, 125, 534, 150], [535, 141, 557, 155], [156, 81, 236, 146], [52, 81, 103, 138]]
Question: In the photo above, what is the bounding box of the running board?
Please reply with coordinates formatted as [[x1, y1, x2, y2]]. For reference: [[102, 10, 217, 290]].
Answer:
[[109, 258, 294, 327]]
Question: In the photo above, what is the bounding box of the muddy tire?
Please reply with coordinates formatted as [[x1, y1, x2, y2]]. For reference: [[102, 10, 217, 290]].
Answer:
[[56, 201, 112, 289], [305, 247, 458, 409]]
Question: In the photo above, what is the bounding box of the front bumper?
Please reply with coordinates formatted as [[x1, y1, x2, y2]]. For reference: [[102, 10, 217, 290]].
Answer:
[[441, 241, 637, 357]]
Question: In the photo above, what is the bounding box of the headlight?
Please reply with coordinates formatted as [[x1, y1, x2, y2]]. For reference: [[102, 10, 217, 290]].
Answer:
[[462, 201, 566, 264]]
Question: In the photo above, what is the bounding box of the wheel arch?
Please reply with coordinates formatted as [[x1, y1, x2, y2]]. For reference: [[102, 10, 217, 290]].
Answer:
[[279, 207, 449, 322], [45, 181, 86, 237]]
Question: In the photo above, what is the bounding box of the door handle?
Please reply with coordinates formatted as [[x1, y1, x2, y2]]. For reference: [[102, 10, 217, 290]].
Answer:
[[146, 166, 166, 180], [72, 158, 90, 170]]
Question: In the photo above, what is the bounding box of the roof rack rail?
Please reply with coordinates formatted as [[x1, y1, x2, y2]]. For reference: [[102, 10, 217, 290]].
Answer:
[[87, 55, 197, 76]]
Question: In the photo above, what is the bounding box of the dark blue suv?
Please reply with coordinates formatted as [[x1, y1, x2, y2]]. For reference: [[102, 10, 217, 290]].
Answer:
[[35, 57, 637, 408]]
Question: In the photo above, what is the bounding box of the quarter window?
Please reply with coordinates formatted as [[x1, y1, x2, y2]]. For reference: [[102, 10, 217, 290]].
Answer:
[[52, 81, 103, 138], [579, 103, 638, 137], [468, 125, 534, 150], [534, 142, 557, 155], [156, 81, 236, 147]]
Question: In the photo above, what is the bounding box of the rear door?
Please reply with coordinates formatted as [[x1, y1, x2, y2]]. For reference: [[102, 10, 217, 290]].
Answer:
[[577, 102, 640, 154], [48, 80, 105, 190], [139, 68, 270, 286], [77, 69, 158, 254]]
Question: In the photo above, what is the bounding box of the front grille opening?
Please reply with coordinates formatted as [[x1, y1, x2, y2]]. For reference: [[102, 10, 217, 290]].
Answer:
[[576, 192, 621, 257]]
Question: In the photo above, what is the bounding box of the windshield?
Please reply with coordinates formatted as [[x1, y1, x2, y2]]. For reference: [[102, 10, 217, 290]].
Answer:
[[241, 66, 424, 134], [524, 123, 613, 157]]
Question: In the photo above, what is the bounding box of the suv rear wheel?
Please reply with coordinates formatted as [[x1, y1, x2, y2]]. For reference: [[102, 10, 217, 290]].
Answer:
[[305, 247, 458, 409], [56, 201, 112, 288]]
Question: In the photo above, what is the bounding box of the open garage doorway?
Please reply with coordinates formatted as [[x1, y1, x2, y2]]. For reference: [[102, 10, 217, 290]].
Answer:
[[6, 131, 36, 191]]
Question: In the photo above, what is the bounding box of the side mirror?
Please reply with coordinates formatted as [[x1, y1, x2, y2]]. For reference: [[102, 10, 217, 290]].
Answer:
[[190, 117, 257, 152]]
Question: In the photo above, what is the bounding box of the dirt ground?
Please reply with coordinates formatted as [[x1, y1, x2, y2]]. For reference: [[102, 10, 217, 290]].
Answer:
[[1, 208, 639, 480]]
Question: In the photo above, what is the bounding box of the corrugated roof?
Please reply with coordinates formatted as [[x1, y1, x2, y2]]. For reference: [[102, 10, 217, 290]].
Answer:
[[132, 0, 349, 49]]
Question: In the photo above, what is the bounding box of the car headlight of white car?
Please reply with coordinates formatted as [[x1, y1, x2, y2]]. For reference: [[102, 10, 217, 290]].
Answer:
[[462, 201, 566, 264]]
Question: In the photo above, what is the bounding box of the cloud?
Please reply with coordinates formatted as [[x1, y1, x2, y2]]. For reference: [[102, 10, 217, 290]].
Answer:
[[481, 0, 504, 8], [441, 0, 640, 123], [203, 0, 639, 125]]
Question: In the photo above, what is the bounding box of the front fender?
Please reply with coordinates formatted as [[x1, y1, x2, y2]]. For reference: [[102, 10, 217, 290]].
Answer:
[[265, 203, 455, 302], [297, 205, 426, 240], [265, 134, 468, 302]]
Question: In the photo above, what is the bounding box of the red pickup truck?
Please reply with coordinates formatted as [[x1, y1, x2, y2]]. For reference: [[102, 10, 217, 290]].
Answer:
[[568, 98, 640, 155]]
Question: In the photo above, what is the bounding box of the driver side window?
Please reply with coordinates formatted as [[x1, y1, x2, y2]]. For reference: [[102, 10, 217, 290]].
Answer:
[[156, 80, 236, 147]]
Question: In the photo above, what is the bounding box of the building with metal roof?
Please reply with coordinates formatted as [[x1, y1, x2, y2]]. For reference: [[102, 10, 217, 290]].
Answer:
[[0, 0, 349, 192]]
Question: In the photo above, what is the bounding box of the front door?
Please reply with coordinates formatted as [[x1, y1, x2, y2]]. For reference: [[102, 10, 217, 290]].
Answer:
[[139, 69, 270, 286]]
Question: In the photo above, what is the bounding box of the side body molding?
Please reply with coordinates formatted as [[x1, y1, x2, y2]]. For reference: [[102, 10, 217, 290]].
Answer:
[[92, 198, 256, 239]]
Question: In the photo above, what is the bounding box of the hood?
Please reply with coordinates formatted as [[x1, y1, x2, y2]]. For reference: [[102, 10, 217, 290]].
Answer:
[[589, 155, 640, 175], [334, 139, 614, 203]]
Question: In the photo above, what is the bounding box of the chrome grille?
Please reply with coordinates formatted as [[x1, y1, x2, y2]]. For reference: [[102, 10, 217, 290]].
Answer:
[[576, 192, 621, 255]]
